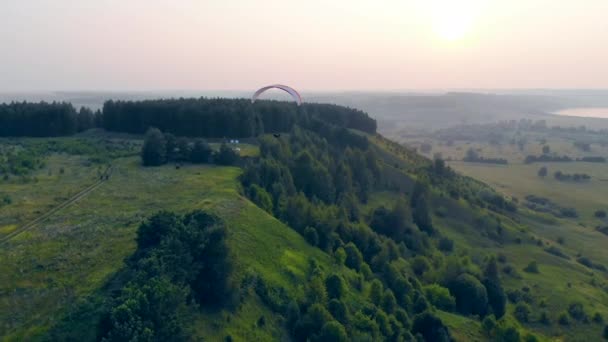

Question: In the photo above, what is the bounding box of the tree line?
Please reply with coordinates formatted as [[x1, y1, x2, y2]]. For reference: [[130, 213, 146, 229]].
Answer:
[[0, 102, 98, 137], [0, 98, 377, 139], [102, 98, 376, 137], [140, 128, 239, 167]]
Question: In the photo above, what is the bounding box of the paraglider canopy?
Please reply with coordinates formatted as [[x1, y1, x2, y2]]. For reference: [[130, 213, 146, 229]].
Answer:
[[251, 84, 302, 106]]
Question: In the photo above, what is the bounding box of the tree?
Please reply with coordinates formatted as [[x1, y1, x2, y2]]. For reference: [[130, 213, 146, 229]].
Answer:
[[190, 139, 212, 163], [424, 284, 455, 311], [215, 143, 239, 165], [411, 312, 451, 342], [344, 243, 363, 271], [325, 274, 346, 300], [413, 195, 434, 235], [514, 303, 531, 322], [328, 299, 349, 324], [382, 289, 397, 314], [483, 258, 507, 318], [449, 273, 488, 316], [304, 227, 319, 246], [523, 261, 539, 274], [318, 321, 348, 342], [141, 128, 166, 166], [542, 145, 550, 154], [369, 280, 384, 306], [537, 166, 548, 177]]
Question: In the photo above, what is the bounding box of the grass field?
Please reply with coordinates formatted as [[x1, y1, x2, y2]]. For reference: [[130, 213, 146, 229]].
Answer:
[[0, 137, 330, 341]]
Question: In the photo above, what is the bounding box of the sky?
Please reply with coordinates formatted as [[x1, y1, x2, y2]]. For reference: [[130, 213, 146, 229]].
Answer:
[[1, 0, 607, 92]]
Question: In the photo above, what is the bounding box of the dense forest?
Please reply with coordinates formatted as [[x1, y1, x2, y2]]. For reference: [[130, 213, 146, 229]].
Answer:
[[0, 98, 376, 138], [0, 102, 98, 136]]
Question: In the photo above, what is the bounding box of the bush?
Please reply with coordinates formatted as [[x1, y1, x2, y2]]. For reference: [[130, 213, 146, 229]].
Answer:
[[304, 227, 319, 247], [594, 312, 604, 324], [539, 310, 551, 325], [215, 143, 239, 165], [514, 303, 531, 323], [411, 312, 451, 342], [482, 315, 496, 335], [568, 302, 588, 322], [603, 325, 608, 339], [558, 312, 570, 326], [595, 210, 607, 219], [449, 273, 488, 316], [523, 261, 539, 274], [438, 237, 454, 252], [424, 284, 456, 311]]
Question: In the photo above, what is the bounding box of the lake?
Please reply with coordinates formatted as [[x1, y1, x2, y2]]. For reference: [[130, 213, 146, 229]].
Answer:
[[554, 107, 608, 119]]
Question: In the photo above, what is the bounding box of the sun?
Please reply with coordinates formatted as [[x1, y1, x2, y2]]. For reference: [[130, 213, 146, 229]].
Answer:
[[429, 0, 478, 41]]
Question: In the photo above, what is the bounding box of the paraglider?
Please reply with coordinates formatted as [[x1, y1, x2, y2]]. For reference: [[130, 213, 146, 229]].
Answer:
[[251, 84, 302, 106]]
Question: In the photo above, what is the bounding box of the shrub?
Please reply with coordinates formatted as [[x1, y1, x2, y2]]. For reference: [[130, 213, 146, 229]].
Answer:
[[449, 273, 488, 316], [482, 315, 496, 335], [558, 312, 570, 325], [411, 312, 451, 342], [603, 325, 608, 339], [568, 302, 588, 322], [539, 311, 551, 325], [438, 237, 454, 252], [523, 261, 539, 273], [424, 284, 456, 311], [595, 210, 607, 218], [594, 312, 604, 324], [304, 227, 319, 247], [514, 303, 531, 323]]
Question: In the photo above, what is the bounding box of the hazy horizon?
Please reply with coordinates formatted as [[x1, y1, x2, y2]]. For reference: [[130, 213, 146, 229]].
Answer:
[[2, 0, 608, 92]]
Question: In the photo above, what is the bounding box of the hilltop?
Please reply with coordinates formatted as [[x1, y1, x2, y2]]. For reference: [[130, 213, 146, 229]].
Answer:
[[0, 99, 607, 341]]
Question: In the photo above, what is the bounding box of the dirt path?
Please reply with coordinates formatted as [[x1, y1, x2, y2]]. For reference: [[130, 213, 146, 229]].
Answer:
[[0, 166, 113, 245]]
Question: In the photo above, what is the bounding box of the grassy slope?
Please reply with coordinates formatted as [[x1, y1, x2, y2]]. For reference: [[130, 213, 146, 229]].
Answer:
[[0, 143, 333, 341], [2, 132, 607, 341]]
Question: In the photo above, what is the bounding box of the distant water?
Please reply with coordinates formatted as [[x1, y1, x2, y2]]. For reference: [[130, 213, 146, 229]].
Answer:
[[555, 107, 608, 119]]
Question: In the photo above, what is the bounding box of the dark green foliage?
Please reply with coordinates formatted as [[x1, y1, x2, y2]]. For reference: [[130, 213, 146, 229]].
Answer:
[[411, 312, 451, 342], [102, 98, 376, 136], [190, 139, 212, 163], [482, 315, 496, 335], [318, 321, 348, 342], [381, 289, 397, 314], [595, 210, 607, 218], [424, 284, 456, 311], [449, 273, 488, 316], [568, 302, 588, 322], [412, 195, 434, 235], [603, 325, 608, 339], [328, 299, 349, 324], [142, 128, 167, 166], [215, 143, 239, 166], [539, 310, 551, 325], [494, 321, 520, 342], [483, 258, 507, 318], [248, 185, 274, 213], [537, 166, 548, 177], [0, 102, 89, 137], [100, 210, 234, 341], [369, 279, 384, 306], [524, 261, 539, 273], [325, 274, 346, 300], [558, 312, 570, 325], [304, 226, 319, 246], [438, 237, 454, 252], [344, 243, 363, 271], [594, 312, 604, 324], [514, 303, 531, 323], [411, 256, 431, 276]]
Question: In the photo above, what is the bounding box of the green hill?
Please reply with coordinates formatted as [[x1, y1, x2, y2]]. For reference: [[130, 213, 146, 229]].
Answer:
[[1, 100, 607, 341]]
